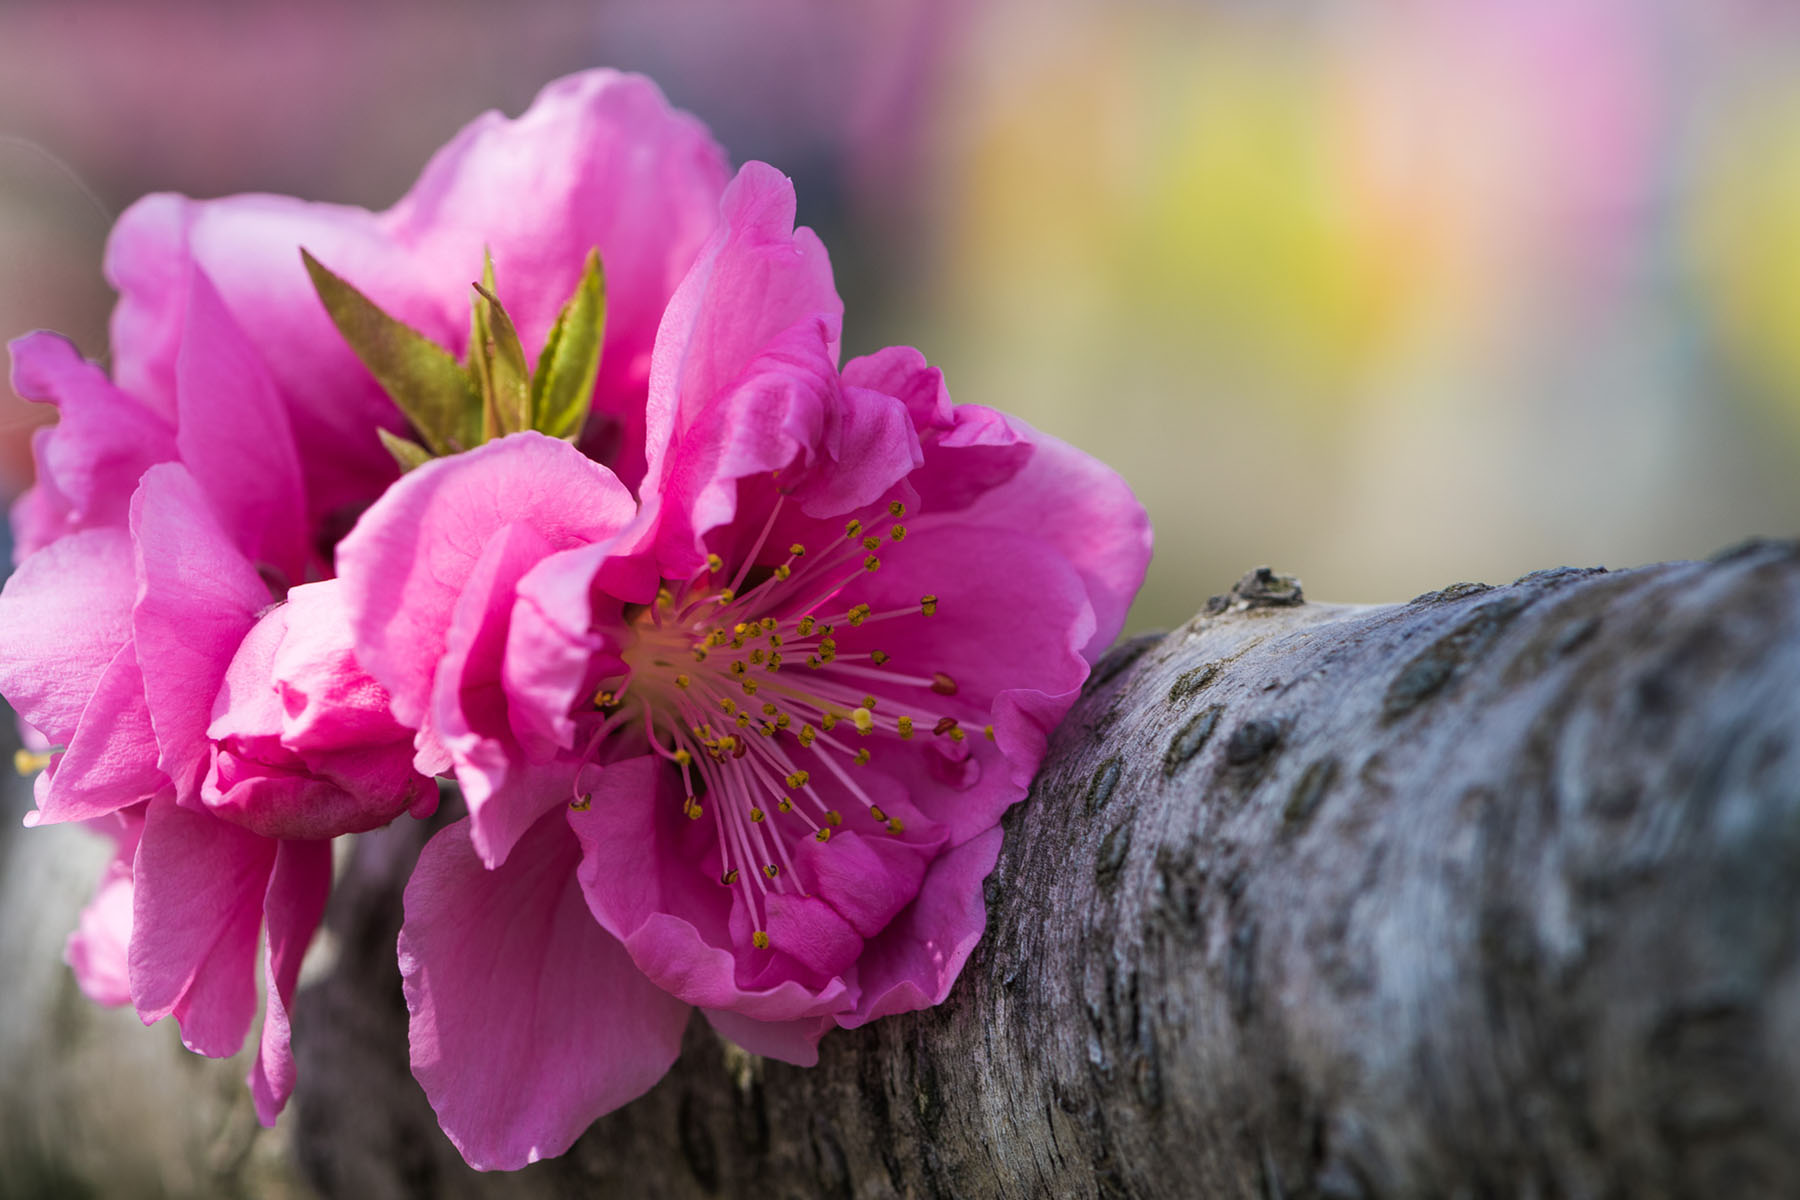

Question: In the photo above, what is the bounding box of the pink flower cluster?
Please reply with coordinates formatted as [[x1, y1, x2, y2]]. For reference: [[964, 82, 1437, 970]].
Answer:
[[0, 71, 1150, 1169]]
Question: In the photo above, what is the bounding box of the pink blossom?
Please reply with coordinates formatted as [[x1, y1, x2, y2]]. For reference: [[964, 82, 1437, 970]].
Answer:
[[1, 70, 729, 1124], [340, 164, 1152, 1168]]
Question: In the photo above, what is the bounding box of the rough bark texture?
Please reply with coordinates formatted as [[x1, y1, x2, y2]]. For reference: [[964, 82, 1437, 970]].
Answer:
[[279, 541, 1800, 1200]]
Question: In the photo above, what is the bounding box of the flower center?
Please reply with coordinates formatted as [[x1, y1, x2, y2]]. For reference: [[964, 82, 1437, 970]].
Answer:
[[580, 499, 979, 952]]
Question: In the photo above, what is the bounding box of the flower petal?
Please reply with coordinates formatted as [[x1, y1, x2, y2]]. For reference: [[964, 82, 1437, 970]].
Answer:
[[838, 827, 1003, 1028], [0, 525, 135, 746], [401, 813, 690, 1170], [33, 637, 165, 825], [64, 807, 146, 1008], [129, 796, 275, 1056], [249, 837, 332, 1125], [338, 432, 636, 731], [130, 463, 270, 797], [701, 1007, 835, 1068]]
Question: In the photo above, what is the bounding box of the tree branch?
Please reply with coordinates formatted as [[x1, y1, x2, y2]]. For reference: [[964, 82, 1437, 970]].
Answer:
[[288, 541, 1800, 1195]]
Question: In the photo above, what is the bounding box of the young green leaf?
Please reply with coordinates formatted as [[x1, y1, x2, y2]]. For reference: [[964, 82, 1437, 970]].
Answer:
[[470, 279, 532, 438], [301, 249, 479, 456], [530, 248, 607, 442], [377, 427, 434, 473]]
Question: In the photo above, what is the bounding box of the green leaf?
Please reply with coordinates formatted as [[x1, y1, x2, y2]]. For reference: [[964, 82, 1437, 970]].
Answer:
[[530, 248, 607, 442], [466, 250, 531, 440], [301, 249, 479, 456], [377, 427, 434, 473]]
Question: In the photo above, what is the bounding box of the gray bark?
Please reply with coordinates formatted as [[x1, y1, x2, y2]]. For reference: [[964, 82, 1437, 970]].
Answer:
[[4, 544, 1796, 1198], [288, 541, 1800, 1199]]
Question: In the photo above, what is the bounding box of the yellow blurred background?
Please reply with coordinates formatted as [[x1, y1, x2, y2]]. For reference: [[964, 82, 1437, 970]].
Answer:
[[3, 0, 1798, 631]]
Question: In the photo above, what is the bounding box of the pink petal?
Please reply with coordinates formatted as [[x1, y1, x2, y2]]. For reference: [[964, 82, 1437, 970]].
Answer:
[[702, 1008, 835, 1068], [105, 191, 432, 519], [130, 463, 270, 797], [386, 70, 729, 490], [945, 415, 1152, 662], [838, 827, 1003, 1029], [430, 520, 575, 867], [643, 162, 842, 498], [249, 837, 332, 1125], [569, 756, 854, 1024], [401, 813, 690, 1170], [7, 332, 175, 559], [129, 796, 275, 1057], [0, 525, 135, 746], [174, 268, 309, 584], [33, 638, 165, 825], [337, 432, 635, 732], [268, 580, 413, 752], [64, 807, 146, 1008]]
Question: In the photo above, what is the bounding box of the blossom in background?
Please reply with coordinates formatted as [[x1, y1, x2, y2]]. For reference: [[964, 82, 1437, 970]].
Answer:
[[0, 72, 727, 1123], [0, 67, 1150, 1167]]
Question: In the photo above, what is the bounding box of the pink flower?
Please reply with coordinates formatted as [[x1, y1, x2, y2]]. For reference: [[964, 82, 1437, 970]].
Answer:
[[339, 164, 1152, 1168], [1, 70, 730, 1123]]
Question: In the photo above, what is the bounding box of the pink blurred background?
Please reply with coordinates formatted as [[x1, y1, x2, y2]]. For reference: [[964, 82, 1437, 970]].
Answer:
[[3, 0, 1798, 628]]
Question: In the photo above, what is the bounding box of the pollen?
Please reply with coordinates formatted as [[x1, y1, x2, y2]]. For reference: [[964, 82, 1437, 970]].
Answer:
[[821, 712, 839, 732], [774, 564, 792, 580], [785, 770, 810, 788], [862, 535, 881, 552], [750, 808, 766, 823], [797, 616, 816, 636], [675, 674, 691, 689], [869, 805, 887, 822], [684, 798, 704, 820], [888, 500, 906, 517], [897, 716, 915, 739], [871, 650, 890, 665], [789, 542, 806, 557], [752, 930, 770, 950], [890, 524, 907, 542], [984, 724, 996, 740], [763, 863, 780, 879], [921, 594, 939, 616], [798, 724, 818, 747], [864, 555, 880, 571], [852, 707, 874, 735], [886, 818, 905, 835], [706, 553, 724, 573], [847, 603, 871, 626], [845, 519, 862, 538], [853, 748, 871, 765], [723, 868, 739, 884], [824, 810, 843, 827], [569, 794, 592, 811], [673, 748, 693, 766], [815, 827, 832, 842], [778, 797, 794, 812]]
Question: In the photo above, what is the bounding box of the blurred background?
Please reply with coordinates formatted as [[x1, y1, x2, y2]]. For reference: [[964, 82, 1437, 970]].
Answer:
[[2, 0, 1799, 1192]]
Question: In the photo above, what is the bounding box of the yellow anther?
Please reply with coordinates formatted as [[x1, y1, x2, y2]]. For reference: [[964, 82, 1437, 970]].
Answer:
[[759, 722, 776, 738], [818, 640, 837, 663], [949, 727, 966, 742], [870, 805, 888, 822], [717, 588, 736, 603], [749, 648, 765, 665], [816, 827, 832, 842], [593, 689, 614, 708], [750, 808, 766, 823], [657, 586, 674, 608], [852, 707, 875, 735], [845, 519, 863, 538], [897, 716, 915, 739], [776, 712, 791, 729], [806, 656, 822, 669], [741, 679, 759, 696], [774, 564, 792, 580], [821, 712, 840, 732], [886, 818, 905, 835], [685, 798, 704, 820], [692, 648, 709, 662], [706, 553, 724, 573], [890, 524, 907, 542], [861, 695, 878, 709], [674, 748, 693, 766], [729, 660, 747, 677], [717, 735, 738, 752], [853, 748, 871, 766], [735, 713, 750, 728], [862, 535, 881, 552], [847, 603, 871, 626], [871, 650, 890, 666], [888, 500, 906, 517], [723, 868, 740, 884], [761, 617, 778, 632], [761, 702, 778, 716], [864, 555, 880, 572], [708, 629, 728, 646], [767, 653, 784, 671], [778, 797, 794, 812], [984, 724, 996, 741], [718, 697, 736, 713], [752, 930, 770, 950], [931, 672, 959, 696], [789, 542, 807, 557], [734, 622, 750, 635], [825, 810, 843, 827], [784, 771, 808, 789], [797, 616, 816, 636], [767, 632, 782, 647], [675, 674, 691, 689], [569, 794, 592, 811], [763, 863, 781, 879], [798, 725, 818, 747], [920, 594, 938, 616]]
